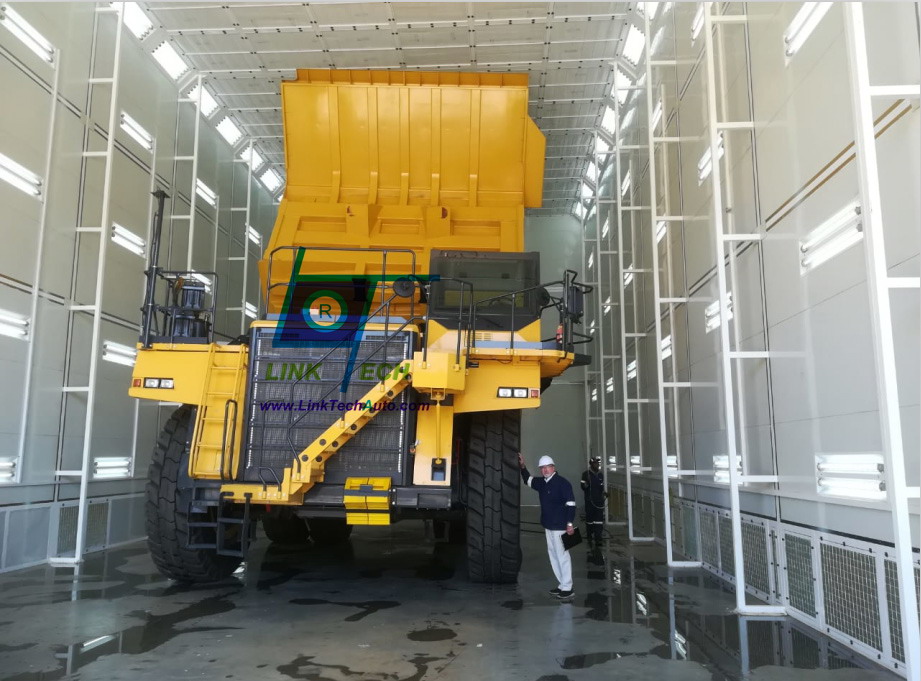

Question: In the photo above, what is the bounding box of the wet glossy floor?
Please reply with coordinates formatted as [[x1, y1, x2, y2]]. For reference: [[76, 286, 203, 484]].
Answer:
[[0, 512, 899, 681]]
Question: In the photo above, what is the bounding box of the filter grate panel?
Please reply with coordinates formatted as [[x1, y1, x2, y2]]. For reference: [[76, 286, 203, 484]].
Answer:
[[785, 534, 816, 617], [820, 543, 882, 651], [742, 522, 770, 594]]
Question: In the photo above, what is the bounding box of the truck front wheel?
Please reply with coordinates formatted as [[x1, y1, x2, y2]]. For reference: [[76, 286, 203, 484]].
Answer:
[[465, 410, 522, 583], [145, 406, 242, 583]]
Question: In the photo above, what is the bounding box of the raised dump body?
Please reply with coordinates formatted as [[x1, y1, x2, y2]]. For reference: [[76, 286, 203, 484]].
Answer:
[[261, 69, 546, 313]]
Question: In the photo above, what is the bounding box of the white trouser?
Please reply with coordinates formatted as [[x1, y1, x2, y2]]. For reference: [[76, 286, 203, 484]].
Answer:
[[545, 529, 573, 591]]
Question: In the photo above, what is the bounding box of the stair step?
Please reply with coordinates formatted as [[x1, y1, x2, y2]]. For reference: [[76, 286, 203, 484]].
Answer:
[[188, 522, 218, 529]]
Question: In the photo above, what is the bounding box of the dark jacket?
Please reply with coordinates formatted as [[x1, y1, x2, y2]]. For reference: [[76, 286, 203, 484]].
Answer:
[[580, 469, 605, 507], [521, 468, 577, 531]]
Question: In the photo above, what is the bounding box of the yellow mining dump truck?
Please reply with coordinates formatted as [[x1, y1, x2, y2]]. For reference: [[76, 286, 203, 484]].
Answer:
[[130, 69, 592, 584]]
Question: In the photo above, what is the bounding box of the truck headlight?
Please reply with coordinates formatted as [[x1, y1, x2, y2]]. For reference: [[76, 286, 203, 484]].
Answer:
[[144, 378, 160, 388], [513, 388, 528, 398], [497, 388, 512, 398], [159, 378, 174, 389]]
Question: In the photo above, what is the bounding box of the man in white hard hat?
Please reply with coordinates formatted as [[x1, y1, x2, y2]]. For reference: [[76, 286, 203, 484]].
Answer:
[[518, 452, 577, 599]]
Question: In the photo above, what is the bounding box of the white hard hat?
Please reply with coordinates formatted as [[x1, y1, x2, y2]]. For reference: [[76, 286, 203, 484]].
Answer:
[[538, 455, 555, 467]]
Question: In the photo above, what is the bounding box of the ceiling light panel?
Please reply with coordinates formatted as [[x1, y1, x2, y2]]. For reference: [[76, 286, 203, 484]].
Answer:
[[187, 84, 219, 117], [118, 2, 153, 40], [216, 117, 243, 146], [152, 42, 189, 80], [622, 24, 646, 65]]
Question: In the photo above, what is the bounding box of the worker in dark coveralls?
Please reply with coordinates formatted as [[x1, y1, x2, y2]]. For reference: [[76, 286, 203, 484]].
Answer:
[[580, 456, 605, 547], [518, 452, 577, 599]]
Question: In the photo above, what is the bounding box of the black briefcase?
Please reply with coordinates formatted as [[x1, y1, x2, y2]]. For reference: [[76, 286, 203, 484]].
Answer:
[[561, 528, 583, 551]]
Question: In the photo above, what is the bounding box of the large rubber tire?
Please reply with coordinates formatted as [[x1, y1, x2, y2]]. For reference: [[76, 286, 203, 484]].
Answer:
[[465, 410, 522, 583], [146, 405, 242, 583], [263, 513, 310, 544], [307, 518, 353, 546]]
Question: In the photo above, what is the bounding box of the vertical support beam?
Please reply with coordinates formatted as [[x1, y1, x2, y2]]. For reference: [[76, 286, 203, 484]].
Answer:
[[16, 49, 61, 482], [241, 140, 255, 334], [591, 135, 611, 525], [74, 3, 125, 563], [844, 4, 920, 677], [186, 73, 203, 270]]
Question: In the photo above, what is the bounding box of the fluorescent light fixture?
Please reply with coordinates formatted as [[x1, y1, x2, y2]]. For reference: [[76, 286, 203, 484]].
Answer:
[[705, 292, 732, 333], [621, 107, 636, 131], [800, 200, 862, 272], [661, 334, 672, 360], [187, 83, 219, 117], [102, 340, 137, 367], [93, 456, 131, 479], [656, 220, 667, 243], [246, 225, 261, 245], [623, 264, 634, 287], [815, 453, 884, 475], [817, 476, 885, 501], [111, 222, 146, 257], [601, 106, 616, 135], [573, 201, 586, 219], [606, 376, 614, 393], [636, 592, 648, 615], [587, 252, 594, 269], [637, 2, 659, 19], [603, 295, 612, 315], [627, 360, 637, 381], [119, 111, 153, 151], [152, 41, 189, 80], [623, 24, 645, 65], [0, 3, 54, 63], [697, 132, 724, 183], [0, 151, 42, 197], [259, 168, 282, 192], [195, 178, 217, 207], [239, 146, 265, 171], [713, 454, 741, 483], [601, 216, 610, 239], [591, 387, 598, 402], [0, 456, 16, 482], [666, 454, 678, 469], [621, 170, 631, 197], [651, 99, 663, 130], [82, 634, 117, 651], [118, 2, 153, 40], [244, 302, 257, 319], [675, 631, 688, 658], [663, 2, 673, 14], [581, 181, 593, 199], [691, 3, 705, 41], [614, 68, 632, 105], [650, 27, 665, 56], [586, 161, 598, 184], [784, 2, 832, 58], [190, 271, 212, 293], [216, 116, 243, 146], [595, 136, 612, 154], [0, 307, 30, 340]]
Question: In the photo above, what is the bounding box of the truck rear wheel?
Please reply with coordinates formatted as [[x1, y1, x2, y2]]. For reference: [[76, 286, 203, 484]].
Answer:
[[307, 518, 353, 546], [145, 405, 242, 583], [262, 512, 310, 544], [465, 410, 521, 583]]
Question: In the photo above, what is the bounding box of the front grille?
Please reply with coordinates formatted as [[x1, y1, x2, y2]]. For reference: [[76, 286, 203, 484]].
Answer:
[[243, 328, 415, 485]]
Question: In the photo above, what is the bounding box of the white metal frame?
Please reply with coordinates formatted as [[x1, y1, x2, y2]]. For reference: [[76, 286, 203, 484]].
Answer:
[[53, 3, 126, 567], [842, 4, 921, 678], [699, 3, 785, 617], [612, 79, 656, 543], [15, 45, 61, 483]]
